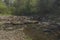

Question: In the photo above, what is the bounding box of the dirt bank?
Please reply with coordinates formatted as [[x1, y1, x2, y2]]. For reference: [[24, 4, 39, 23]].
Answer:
[[0, 16, 60, 40]]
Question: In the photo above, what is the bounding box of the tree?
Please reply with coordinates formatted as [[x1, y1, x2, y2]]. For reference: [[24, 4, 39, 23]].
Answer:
[[0, 0, 8, 14], [3, 0, 15, 7], [13, 0, 21, 15], [52, 0, 60, 15]]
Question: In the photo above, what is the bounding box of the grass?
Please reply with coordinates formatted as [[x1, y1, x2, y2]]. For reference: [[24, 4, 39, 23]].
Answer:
[[0, 13, 12, 16], [25, 35, 32, 40]]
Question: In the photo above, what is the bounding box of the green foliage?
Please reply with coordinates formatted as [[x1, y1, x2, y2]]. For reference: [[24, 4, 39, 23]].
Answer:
[[0, 0, 60, 16], [0, 0, 15, 15], [0, 0, 7, 14]]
